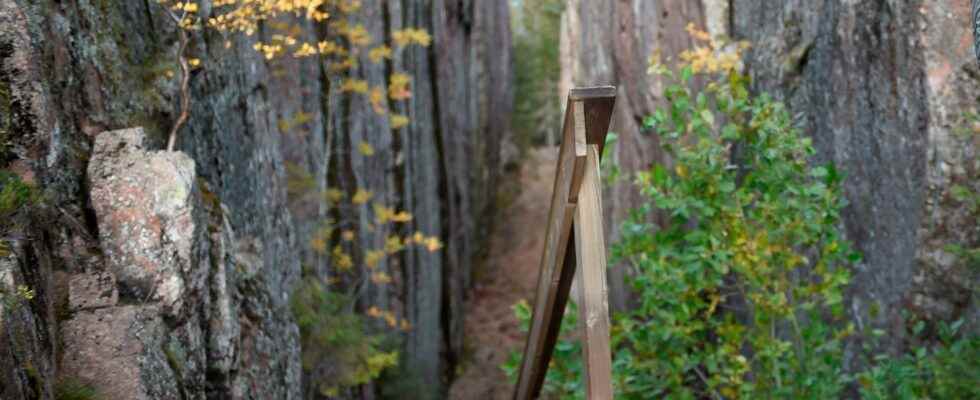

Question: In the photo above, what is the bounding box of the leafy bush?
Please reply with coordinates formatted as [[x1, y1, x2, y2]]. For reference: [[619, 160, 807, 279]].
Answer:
[[506, 25, 980, 400], [0, 170, 34, 220], [0, 170, 36, 257], [614, 43, 855, 400], [509, 27, 858, 399], [858, 320, 980, 400], [502, 300, 583, 396], [292, 280, 398, 397]]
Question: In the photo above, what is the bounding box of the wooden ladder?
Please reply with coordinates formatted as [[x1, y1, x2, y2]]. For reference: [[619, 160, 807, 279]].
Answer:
[[514, 86, 617, 400]]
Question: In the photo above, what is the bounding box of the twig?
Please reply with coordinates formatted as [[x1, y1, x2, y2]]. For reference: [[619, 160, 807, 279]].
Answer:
[[164, 7, 191, 152]]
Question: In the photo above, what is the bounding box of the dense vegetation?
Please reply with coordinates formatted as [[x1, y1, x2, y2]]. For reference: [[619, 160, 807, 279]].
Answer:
[[507, 27, 979, 399], [511, 0, 563, 150]]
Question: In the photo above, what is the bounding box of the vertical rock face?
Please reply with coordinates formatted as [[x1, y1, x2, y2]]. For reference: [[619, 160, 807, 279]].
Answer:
[[563, 0, 977, 359], [313, 2, 513, 398], [735, 0, 930, 350], [0, 0, 510, 399], [63, 127, 300, 399], [732, 0, 978, 350]]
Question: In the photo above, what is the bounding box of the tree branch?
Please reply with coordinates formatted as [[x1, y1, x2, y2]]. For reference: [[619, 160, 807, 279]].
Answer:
[[165, 7, 191, 152]]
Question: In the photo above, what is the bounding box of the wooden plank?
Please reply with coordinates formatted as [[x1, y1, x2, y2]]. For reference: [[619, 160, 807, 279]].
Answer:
[[574, 145, 613, 399], [514, 87, 616, 400], [514, 98, 587, 400]]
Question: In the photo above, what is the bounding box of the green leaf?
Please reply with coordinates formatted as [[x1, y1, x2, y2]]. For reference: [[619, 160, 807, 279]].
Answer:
[[651, 164, 668, 188], [681, 65, 693, 83], [719, 181, 735, 193], [700, 109, 715, 126], [722, 123, 739, 140]]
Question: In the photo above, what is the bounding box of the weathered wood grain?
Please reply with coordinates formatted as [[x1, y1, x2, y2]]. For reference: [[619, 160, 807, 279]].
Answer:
[[515, 88, 615, 400], [574, 144, 613, 399], [514, 97, 587, 400]]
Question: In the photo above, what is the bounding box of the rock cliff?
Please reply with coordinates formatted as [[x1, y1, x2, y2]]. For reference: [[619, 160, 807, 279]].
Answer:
[[0, 0, 511, 399]]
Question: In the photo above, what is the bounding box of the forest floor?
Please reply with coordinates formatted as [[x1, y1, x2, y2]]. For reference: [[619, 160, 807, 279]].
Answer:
[[448, 148, 556, 400]]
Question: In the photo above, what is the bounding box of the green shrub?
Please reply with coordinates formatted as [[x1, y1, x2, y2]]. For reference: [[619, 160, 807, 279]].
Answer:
[[611, 68, 854, 400], [292, 280, 398, 397], [502, 300, 583, 396], [0, 170, 34, 219], [858, 320, 980, 400], [509, 30, 857, 399]]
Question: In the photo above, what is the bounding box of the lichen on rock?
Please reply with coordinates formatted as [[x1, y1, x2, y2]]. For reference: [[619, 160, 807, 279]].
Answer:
[[87, 127, 203, 316]]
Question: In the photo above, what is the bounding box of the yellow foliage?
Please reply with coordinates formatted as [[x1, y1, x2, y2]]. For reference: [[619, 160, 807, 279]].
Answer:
[[382, 311, 397, 328], [317, 40, 346, 56], [332, 245, 354, 271], [364, 249, 385, 269], [388, 73, 411, 100], [390, 211, 412, 223], [341, 79, 369, 94], [384, 235, 404, 254], [369, 86, 386, 115], [309, 223, 333, 254], [325, 188, 344, 203], [675, 23, 751, 75], [390, 114, 409, 129], [345, 24, 371, 47], [351, 188, 373, 205], [373, 203, 412, 225], [371, 272, 392, 285], [368, 46, 392, 63], [392, 28, 431, 47], [329, 57, 358, 72], [341, 230, 355, 242], [423, 237, 442, 252], [358, 142, 375, 156], [365, 351, 398, 374]]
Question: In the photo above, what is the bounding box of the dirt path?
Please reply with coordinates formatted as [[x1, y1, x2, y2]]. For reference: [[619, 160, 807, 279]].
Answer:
[[448, 148, 556, 399]]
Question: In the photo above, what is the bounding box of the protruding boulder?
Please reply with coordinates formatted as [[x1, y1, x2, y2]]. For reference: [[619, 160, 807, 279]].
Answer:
[[86, 127, 204, 317]]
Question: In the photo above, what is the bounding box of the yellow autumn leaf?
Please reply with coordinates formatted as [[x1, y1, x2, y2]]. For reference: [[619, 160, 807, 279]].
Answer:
[[371, 272, 392, 285], [369, 86, 386, 115], [358, 142, 375, 156], [352, 189, 373, 205], [368, 46, 392, 63], [424, 237, 442, 252], [388, 73, 411, 100], [365, 249, 385, 269], [390, 114, 409, 129], [675, 164, 688, 178], [384, 235, 404, 254], [332, 245, 354, 271], [341, 79, 369, 94], [390, 211, 412, 223], [383, 312, 397, 328]]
